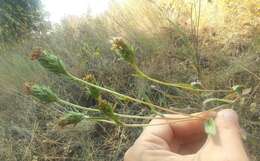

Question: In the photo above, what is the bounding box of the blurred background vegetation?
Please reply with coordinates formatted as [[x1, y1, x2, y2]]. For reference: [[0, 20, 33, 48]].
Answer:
[[0, 0, 260, 160]]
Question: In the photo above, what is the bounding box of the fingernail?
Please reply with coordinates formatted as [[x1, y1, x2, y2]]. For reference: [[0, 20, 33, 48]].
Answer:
[[218, 109, 238, 124]]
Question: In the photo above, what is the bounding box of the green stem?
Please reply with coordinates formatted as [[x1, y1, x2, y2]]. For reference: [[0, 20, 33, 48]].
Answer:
[[132, 65, 231, 93], [85, 116, 204, 128], [67, 73, 184, 115], [57, 98, 99, 112], [57, 98, 195, 121]]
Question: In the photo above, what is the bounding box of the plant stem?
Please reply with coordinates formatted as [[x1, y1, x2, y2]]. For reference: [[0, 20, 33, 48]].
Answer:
[[87, 116, 203, 128], [57, 98, 99, 112], [57, 97, 197, 121], [66, 73, 208, 120], [132, 65, 231, 93], [67, 73, 183, 114]]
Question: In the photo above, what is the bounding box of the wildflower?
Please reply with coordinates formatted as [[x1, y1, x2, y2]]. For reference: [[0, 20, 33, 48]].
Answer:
[[110, 37, 136, 64], [99, 100, 122, 125], [58, 112, 85, 128], [24, 83, 58, 103], [31, 49, 68, 75]]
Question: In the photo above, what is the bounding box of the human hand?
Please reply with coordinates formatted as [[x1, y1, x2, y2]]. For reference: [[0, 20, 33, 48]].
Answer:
[[124, 109, 249, 161]]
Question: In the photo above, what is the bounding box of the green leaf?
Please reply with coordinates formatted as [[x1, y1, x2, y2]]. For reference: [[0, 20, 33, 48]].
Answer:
[[89, 86, 100, 100], [204, 118, 216, 135], [232, 85, 244, 94], [98, 100, 122, 125]]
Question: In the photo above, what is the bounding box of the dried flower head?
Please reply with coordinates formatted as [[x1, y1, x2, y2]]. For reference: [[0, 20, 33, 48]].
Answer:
[[23, 82, 34, 95], [24, 83, 58, 103], [111, 37, 127, 50], [110, 37, 136, 64], [82, 74, 96, 83], [31, 49, 68, 75], [58, 112, 85, 128], [31, 48, 43, 60]]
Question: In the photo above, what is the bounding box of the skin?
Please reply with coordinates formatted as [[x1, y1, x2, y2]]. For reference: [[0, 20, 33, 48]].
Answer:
[[124, 109, 249, 161]]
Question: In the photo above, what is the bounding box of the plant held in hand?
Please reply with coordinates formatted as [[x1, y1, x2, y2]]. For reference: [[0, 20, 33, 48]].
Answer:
[[25, 43, 247, 136]]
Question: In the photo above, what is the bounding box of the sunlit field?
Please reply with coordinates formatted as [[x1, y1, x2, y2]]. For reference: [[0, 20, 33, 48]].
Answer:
[[0, 0, 260, 161]]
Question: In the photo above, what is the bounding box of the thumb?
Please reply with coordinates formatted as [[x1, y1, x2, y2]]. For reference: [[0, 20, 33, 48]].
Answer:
[[202, 109, 249, 161], [215, 109, 242, 148]]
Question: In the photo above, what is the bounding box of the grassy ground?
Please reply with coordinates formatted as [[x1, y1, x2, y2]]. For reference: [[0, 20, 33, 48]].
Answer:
[[0, 0, 260, 160]]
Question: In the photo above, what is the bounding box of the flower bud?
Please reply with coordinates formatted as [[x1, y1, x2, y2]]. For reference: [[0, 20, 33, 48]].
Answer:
[[31, 48, 68, 75], [58, 112, 85, 128], [24, 83, 58, 103], [110, 37, 136, 64]]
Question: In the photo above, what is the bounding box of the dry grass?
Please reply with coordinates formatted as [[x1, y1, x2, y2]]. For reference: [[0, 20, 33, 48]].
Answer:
[[0, 0, 260, 160]]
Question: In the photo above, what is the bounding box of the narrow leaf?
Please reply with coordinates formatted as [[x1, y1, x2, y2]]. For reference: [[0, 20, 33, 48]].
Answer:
[[232, 85, 244, 94], [204, 118, 216, 135], [203, 98, 235, 107]]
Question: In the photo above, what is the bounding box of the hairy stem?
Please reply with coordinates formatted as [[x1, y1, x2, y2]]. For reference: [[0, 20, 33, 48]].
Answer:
[[57, 97, 199, 121], [67, 73, 184, 114]]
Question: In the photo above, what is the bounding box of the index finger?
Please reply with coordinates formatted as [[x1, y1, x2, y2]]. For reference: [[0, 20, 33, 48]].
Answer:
[[138, 111, 214, 146]]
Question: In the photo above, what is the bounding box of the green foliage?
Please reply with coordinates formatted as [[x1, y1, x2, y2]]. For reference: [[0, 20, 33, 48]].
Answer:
[[83, 74, 101, 100], [98, 100, 122, 125], [89, 87, 100, 100], [0, 0, 44, 42], [232, 85, 243, 95]]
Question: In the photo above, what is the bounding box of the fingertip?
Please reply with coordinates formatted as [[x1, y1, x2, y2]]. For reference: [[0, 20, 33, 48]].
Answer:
[[215, 109, 239, 130], [202, 109, 249, 161]]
